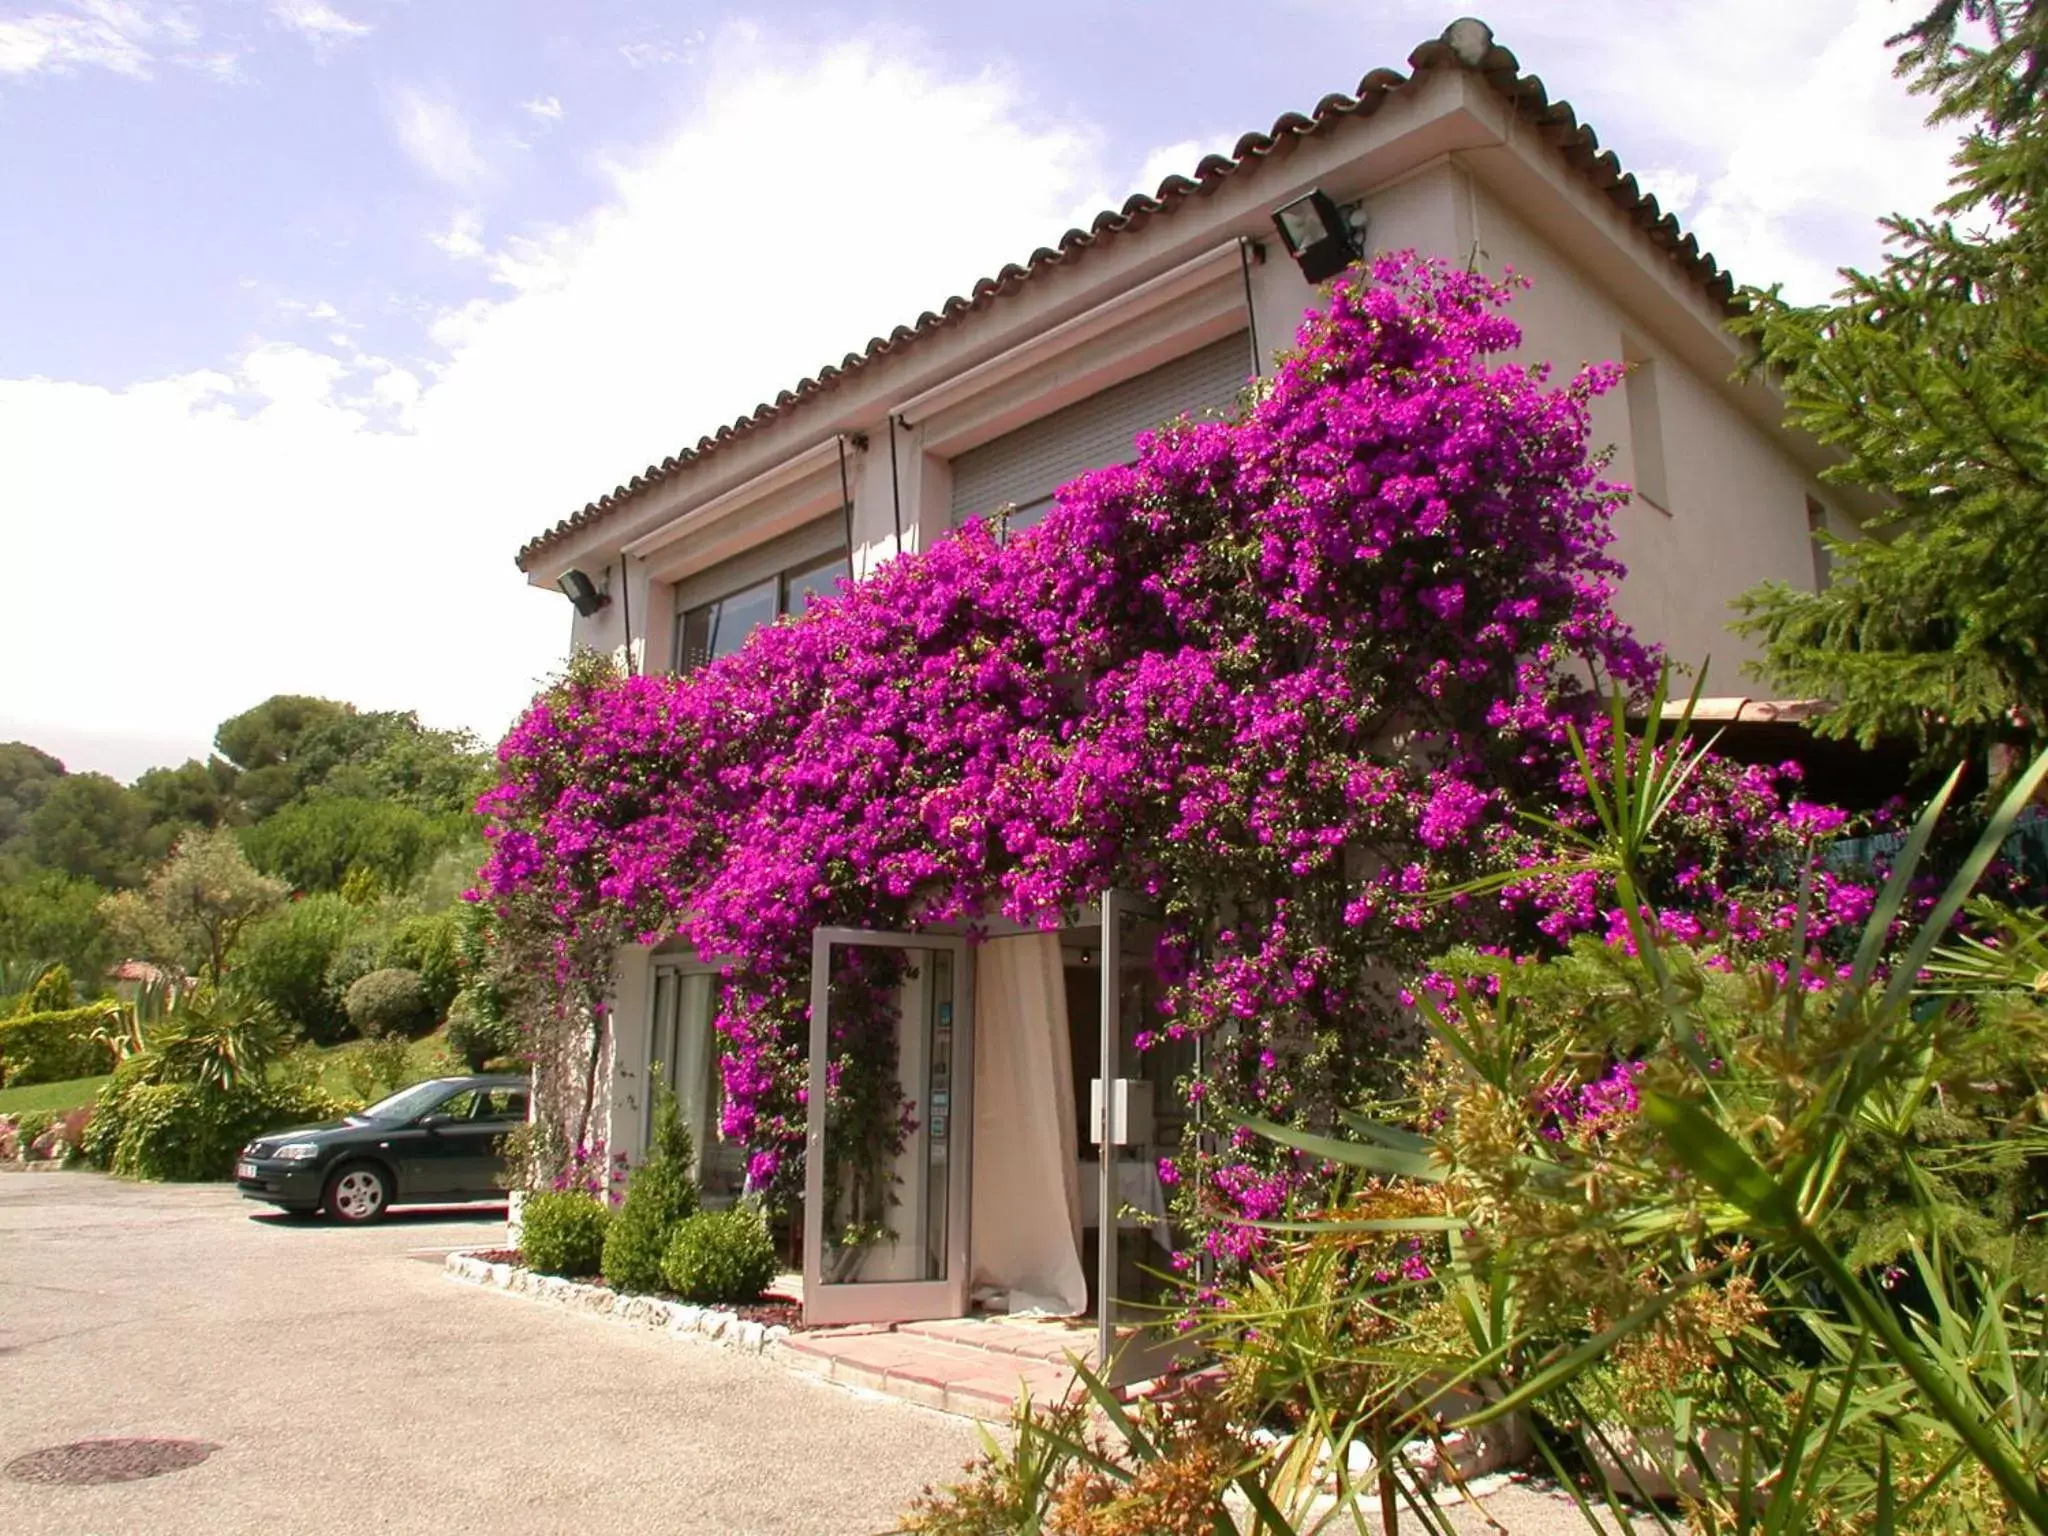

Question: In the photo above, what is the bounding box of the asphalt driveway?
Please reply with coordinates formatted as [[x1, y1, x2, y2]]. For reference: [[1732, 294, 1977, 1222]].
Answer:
[[0, 1172, 981, 1535]]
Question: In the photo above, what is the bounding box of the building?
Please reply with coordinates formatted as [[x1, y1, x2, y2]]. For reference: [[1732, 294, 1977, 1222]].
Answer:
[[509, 20, 1869, 1329]]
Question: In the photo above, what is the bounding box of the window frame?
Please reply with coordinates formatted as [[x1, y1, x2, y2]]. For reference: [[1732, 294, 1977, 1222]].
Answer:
[[671, 546, 850, 674], [1620, 336, 1671, 515]]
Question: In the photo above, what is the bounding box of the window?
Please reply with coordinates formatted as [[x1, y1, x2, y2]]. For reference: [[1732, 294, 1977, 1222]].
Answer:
[[782, 551, 851, 615], [648, 967, 747, 1202], [477, 1089, 528, 1121], [672, 550, 850, 673], [1806, 496, 1833, 589], [1621, 338, 1670, 512], [949, 335, 1250, 531]]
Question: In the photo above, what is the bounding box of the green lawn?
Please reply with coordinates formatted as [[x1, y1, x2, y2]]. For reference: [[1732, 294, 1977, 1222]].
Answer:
[[0, 1074, 111, 1116], [0, 1029, 462, 1121]]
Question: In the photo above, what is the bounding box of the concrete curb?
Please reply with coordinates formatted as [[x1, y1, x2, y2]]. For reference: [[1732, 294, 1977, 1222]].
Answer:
[[443, 1251, 791, 1359]]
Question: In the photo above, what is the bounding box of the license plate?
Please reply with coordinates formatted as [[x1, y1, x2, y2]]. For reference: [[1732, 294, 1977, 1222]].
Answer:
[[236, 1161, 258, 1179]]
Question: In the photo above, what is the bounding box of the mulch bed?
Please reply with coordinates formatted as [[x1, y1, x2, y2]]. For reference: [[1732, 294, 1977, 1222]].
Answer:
[[729, 1297, 804, 1331], [463, 1251, 810, 1331]]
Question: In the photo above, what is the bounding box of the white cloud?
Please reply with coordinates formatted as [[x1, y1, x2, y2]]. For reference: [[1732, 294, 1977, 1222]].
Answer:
[[429, 209, 485, 259], [1344, 0, 1962, 301], [1122, 134, 1236, 205], [270, 0, 368, 42], [390, 87, 488, 188], [521, 94, 562, 123], [619, 33, 701, 70], [270, 0, 366, 42], [0, 29, 1110, 771], [1632, 166, 1702, 218], [0, 0, 188, 77]]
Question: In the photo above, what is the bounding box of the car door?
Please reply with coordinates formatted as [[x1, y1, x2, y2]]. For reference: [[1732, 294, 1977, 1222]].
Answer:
[[465, 1088, 528, 1195], [428, 1088, 523, 1195], [396, 1088, 479, 1200]]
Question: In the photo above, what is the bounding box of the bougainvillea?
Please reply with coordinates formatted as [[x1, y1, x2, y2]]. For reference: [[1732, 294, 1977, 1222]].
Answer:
[[478, 253, 1853, 1260]]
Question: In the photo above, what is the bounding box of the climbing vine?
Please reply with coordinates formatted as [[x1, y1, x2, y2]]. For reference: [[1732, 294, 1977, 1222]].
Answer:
[[478, 255, 1861, 1257]]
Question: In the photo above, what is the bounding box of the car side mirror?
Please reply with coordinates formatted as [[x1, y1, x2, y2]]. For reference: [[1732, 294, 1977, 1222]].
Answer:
[[417, 1113, 451, 1131]]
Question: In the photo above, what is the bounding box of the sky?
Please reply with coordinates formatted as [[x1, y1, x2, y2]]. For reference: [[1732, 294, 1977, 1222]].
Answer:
[[0, 0, 1969, 782]]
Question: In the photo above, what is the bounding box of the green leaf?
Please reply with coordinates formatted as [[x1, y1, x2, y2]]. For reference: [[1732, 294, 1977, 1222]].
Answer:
[[1879, 749, 2048, 1020], [1239, 1116, 1442, 1182], [1639, 1091, 1801, 1227]]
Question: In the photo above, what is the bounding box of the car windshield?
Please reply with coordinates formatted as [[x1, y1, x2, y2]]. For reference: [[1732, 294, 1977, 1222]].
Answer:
[[359, 1081, 459, 1123]]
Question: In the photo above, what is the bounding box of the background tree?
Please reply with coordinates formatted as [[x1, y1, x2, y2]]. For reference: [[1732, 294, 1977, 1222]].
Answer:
[[0, 872, 114, 984], [22, 774, 149, 888], [1733, 0, 2048, 770], [213, 694, 350, 818], [284, 710, 490, 816], [131, 757, 240, 837], [241, 794, 456, 894], [99, 829, 286, 983], [0, 743, 65, 858]]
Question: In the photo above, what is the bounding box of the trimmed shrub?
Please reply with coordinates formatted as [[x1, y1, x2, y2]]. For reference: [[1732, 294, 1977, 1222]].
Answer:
[[520, 1192, 611, 1278], [601, 1087, 699, 1294], [445, 990, 519, 1071], [235, 894, 361, 1044], [660, 1206, 778, 1306], [344, 967, 433, 1039], [384, 911, 462, 1017], [323, 930, 389, 1013], [0, 1003, 116, 1087]]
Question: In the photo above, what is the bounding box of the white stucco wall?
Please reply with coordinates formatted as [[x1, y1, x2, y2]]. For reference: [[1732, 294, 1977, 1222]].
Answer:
[[563, 553, 663, 674], [1461, 180, 1824, 676], [606, 945, 654, 1165]]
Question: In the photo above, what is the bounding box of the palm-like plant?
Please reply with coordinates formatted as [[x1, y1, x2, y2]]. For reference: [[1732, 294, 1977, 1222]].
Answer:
[[902, 682, 2048, 1533], [1244, 680, 2048, 1532], [140, 988, 289, 1093]]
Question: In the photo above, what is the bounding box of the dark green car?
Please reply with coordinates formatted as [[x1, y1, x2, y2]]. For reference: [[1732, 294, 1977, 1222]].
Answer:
[[235, 1074, 530, 1223]]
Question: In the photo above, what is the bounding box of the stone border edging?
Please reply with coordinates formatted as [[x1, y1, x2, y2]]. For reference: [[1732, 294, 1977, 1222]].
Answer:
[[443, 1251, 792, 1357]]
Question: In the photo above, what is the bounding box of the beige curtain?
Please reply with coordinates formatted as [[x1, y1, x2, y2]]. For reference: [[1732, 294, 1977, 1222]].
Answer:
[[970, 933, 1087, 1315], [673, 973, 715, 1164]]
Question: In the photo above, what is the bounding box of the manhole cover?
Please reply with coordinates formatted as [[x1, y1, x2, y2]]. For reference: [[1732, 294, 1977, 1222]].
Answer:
[[5, 1438, 218, 1486]]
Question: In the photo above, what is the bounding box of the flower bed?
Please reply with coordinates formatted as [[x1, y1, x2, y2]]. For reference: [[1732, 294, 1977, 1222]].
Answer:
[[443, 1250, 803, 1354]]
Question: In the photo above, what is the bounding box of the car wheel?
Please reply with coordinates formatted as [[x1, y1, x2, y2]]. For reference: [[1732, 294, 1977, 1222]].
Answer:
[[324, 1163, 391, 1224]]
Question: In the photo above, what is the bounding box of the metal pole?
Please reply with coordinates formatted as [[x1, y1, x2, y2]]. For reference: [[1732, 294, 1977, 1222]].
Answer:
[[1097, 889, 1119, 1376]]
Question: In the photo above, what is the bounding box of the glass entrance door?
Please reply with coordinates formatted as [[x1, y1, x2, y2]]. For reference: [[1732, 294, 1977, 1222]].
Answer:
[[803, 928, 973, 1325]]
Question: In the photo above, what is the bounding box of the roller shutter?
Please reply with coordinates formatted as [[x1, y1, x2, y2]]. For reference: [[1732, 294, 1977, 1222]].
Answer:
[[949, 334, 1250, 528]]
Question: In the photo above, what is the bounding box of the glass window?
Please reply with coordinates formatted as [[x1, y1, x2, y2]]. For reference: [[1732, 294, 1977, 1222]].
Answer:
[[478, 1089, 528, 1121], [783, 553, 850, 615], [649, 967, 747, 1204], [360, 1080, 461, 1123], [676, 577, 776, 672], [674, 549, 851, 673]]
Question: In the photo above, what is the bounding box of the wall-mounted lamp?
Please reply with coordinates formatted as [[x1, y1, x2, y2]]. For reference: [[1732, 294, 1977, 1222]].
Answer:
[[1270, 189, 1365, 284], [557, 568, 610, 617]]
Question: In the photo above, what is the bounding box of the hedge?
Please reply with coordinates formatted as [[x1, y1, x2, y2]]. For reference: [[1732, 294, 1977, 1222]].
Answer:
[[0, 1004, 117, 1088], [81, 1067, 356, 1183]]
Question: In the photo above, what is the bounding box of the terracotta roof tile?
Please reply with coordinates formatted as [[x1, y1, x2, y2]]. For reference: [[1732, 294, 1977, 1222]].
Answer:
[[515, 20, 1739, 572]]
